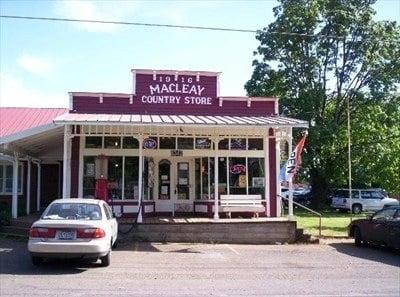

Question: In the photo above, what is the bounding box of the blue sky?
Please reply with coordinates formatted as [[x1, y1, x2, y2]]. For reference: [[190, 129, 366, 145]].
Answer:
[[1, 0, 399, 108]]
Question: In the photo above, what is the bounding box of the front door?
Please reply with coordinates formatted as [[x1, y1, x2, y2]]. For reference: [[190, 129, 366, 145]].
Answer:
[[173, 159, 194, 214]]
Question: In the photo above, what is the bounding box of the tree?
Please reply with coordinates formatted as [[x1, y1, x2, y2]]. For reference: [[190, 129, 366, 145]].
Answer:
[[245, 0, 400, 208]]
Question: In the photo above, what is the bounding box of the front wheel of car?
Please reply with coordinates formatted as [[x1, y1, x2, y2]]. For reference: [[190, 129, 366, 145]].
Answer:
[[354, 227, 363, 247], [100, 251, 111, 267], [31, 256, 43, 266]]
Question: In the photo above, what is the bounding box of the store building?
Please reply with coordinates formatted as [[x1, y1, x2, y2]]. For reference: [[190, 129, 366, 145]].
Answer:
[[0, 69, 308, 220]]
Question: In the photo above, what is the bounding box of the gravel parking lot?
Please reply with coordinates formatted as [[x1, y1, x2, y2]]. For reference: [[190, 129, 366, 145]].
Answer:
[[0, 237, 399, 297]]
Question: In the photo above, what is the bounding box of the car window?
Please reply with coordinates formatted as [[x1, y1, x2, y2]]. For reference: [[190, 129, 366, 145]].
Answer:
[[372, 208, 397, 221], [370, 191, 383, 199], [394, 210, 400, 220], [361, 191, 372, 199], [102, 204, 111, 220], [42, 203, 102, 220]]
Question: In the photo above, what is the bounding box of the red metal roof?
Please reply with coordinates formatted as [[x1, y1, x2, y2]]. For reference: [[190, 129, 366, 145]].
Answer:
[[0, 107, 67, 138]]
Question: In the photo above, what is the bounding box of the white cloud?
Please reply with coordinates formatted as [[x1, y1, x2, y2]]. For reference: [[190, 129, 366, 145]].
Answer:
[[17, 54, 55, 76], [0, 74, 67, 108], [54, 0, 139, 33]]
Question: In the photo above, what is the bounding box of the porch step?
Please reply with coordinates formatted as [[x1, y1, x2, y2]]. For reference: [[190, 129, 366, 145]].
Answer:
[[121, 221, 298, 244]]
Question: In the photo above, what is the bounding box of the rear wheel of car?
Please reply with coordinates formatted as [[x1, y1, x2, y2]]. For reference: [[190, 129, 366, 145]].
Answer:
[[352, 204, 362, 214], [100, 250, 111, 267], [354, 227, 363, 247], [31, 256, 43, 266]]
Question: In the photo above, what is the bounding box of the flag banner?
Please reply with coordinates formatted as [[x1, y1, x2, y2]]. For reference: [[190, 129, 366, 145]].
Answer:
[[279, 134, 307, 182]]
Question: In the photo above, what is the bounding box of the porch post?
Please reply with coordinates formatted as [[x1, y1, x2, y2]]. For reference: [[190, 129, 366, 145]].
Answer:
[[137, 136, 143, 223], [276, 131, 281, 217], [12, 153, 19, 219], [264, 131, 270, 216], [26, 158, 31, 215], [213, 138, 219, 220], [288, 128, 294, 220], [36, 162, 41, 212], [62, 124, 69, 198]]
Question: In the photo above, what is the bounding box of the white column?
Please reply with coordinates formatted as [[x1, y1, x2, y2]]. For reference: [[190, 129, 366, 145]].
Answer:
[[288, 128, 294, 220], [12, 154, 19, 219], [264, 132, 270, 217], [36, 162, 41, 212], [62, 125, 69, 198], [213, 138, 219, 220], [137, 136, 143, 223], [26, 158, 31, 215], [276, 132, 281, 217]]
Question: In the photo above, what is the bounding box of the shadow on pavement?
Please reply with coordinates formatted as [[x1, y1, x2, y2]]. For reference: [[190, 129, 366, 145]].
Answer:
[[329, 242, 400, 267], [0, 238, 103, 275], [116, 240, 201, 254]]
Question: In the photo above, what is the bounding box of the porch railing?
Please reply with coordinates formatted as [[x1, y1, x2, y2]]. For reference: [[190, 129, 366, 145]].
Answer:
[[279, 195, 322, 237]]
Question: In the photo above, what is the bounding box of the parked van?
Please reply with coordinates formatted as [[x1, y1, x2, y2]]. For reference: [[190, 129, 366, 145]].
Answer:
[[330, 188, 399, 214]]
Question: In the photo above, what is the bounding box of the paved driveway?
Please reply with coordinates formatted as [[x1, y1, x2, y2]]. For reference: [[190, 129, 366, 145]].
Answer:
[[0, 237, 399, 297]]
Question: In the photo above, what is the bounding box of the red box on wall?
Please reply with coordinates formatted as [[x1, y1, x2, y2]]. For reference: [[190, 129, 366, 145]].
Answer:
[[95, 178, 108, 201]]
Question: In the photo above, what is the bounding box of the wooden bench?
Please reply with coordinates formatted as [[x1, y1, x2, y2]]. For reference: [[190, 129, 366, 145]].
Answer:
[[220, 195, 265, 218]]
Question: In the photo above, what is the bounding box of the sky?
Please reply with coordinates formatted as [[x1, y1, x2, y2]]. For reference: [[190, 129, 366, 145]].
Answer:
[[0, 0, 399, 108]]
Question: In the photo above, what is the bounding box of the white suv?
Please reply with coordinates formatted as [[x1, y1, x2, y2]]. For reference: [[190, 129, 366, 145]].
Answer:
[[330, 188, 399, 214]]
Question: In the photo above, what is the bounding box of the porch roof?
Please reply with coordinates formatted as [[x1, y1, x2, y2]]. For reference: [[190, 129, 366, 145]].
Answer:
[[54, 113, 309, 128]]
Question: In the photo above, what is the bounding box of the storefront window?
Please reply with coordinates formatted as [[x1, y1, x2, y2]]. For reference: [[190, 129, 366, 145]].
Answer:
[[159, 137, 176, 149], [104, 137, 121, 149], [85, 136, 102, 148], [248, 138, 263, 150], [177, 137, 194, 149], [0, 164, 23, 194], [83, 156, 96, 198], [229, 158, 246, 194], [230, 138, 247, 150], [158, 160, 171, 200], [218, 138, 229, 150], [248, 158, 265, 196], [5, 165, 13, 193], [201, 158, 209, 199], [108, 157, 122, 199], [123, 137, 139, 149], [124, 157, 138, 199], [195, 138, 211, 149], [218, 157, 227, 195], [143, 158, 154, 200], [195, 159, 201, 200]]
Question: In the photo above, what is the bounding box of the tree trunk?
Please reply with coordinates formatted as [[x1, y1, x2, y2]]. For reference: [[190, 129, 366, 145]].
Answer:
[[310, 167, 328, 210]]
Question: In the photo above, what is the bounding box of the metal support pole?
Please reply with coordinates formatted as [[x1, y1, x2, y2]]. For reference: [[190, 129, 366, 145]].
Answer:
[[276, 132, 281, 217], [213, 138, 219, 220], [26, 158, 31, 215], [36, 162, 41, 212], [62, 125, 69, 198], [12, 154, 19, 219], [137, 136, 143, 223], [264, 131, 270, 217], [288, 128, 294, 220]]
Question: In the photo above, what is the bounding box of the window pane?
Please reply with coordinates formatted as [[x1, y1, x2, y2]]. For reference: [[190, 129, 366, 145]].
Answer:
[[83, 156, 96, 198], [218, 157, 227, 195], [143, 158, 154, 200], [195, 158, 201, 200], [229, 158, 246, 194], [195, 138, 211, 149], [108, 157, 122, 199], [18, 165, 22, 192], [123, 137, 139, 149], [5, 165, 13, 192], [159, 137, 176, 149], [85, 136, 102, 148], [159, 160, 171, 200], [177, 138, 194, 149], [104, 137, 121, 149], [201, 158, 209, 199], [248, 158, 265, 196], [124, 157, 139, 199], [248, 138, 263, 150], [230, 138, 247, 150], [218, 138, 229, 150]]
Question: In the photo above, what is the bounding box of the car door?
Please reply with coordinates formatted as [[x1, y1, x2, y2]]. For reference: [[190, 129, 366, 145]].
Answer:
[[367, 208, 397, 244], [386, 209, 400, 249], [102, 203, 118, 242]]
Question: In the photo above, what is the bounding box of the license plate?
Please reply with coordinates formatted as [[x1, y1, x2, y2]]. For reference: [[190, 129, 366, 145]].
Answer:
[[58, 230, 75, 240]]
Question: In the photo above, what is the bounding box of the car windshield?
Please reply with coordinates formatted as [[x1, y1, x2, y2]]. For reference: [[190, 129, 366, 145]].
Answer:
[[42, 203, 102, 220]]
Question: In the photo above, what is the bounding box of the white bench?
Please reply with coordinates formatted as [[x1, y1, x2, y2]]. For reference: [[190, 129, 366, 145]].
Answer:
[[220, 195, 265, 218]]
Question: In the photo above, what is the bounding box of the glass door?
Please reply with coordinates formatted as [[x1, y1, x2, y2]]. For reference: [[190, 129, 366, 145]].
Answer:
[[176, 162, 190, 200]]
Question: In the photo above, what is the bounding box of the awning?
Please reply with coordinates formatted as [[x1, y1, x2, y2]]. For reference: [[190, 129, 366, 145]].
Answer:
[[54, 113, 309, 128]]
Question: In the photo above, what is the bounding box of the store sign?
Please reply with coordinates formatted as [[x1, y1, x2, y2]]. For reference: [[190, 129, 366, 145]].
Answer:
[[230, 164, 246, 174], [143, 138, 157, 149], [137, 73, 216, 107]]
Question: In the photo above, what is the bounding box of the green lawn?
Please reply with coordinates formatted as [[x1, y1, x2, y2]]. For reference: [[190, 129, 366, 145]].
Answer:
[[291, 208, 368, 237]]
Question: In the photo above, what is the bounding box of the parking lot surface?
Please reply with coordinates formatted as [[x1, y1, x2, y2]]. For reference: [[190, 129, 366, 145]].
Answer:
[[1, 237, 399, 296]]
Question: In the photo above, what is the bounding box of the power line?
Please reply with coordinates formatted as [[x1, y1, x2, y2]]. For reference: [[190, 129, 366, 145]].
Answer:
[[0, 15, 344, 39]]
